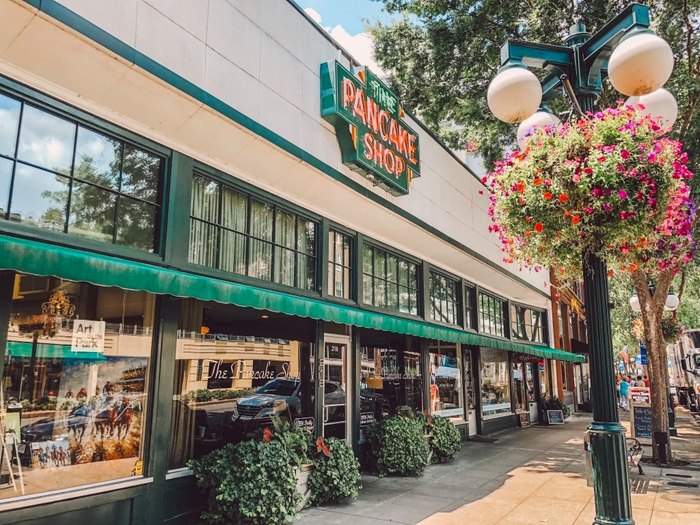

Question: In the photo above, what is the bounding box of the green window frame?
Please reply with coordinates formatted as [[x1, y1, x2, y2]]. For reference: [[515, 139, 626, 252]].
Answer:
[[464, 284, 476, 330], [188, 173, 317, 291], [478, 291, 506, 338], [0, 90, 164, 252], [362, 244, 419, 315], [328, 230, 353, 299], [429, 271, 460, 325], [510, 304, 546, 344]]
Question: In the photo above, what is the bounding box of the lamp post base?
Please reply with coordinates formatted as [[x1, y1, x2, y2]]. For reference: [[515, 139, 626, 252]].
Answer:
[[589, 422, 634, 525]]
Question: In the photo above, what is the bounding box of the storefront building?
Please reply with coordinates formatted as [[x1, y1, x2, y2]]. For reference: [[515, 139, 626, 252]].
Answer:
[[0, 1, 583, 523]]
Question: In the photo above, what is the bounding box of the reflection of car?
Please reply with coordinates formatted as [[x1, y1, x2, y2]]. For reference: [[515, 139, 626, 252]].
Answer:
[[20, 405, 92, 444]]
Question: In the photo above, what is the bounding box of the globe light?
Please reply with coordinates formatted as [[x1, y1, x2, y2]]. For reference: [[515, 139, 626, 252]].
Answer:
[[516, 111, 561, 149], [629, 293, 641, 313], [665, 290, 680, 311], [487, 67, 542, 124], [626, 88, 678, 132], [608, 32, 674, 96]]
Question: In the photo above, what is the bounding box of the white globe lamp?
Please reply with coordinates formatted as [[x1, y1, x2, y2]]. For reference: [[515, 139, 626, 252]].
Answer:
[[608, 32, 674, 96], [627, 88, 678, 132], [487, 67, 542, 124], [516, 111, 561, 149], [665, 290, 679, 311], [630, 293, 641, 313]]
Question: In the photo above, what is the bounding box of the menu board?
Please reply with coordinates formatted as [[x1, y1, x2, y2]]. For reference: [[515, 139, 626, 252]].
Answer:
[[547, 410, 565, 425], [632, 405, 652, 440]]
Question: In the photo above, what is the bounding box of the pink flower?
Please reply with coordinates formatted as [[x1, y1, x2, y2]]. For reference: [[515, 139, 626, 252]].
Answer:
[[621, 149, 630, 160], [618, 190, 628, 200]]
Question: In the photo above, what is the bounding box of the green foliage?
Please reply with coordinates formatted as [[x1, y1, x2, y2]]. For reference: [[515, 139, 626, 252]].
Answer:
[[308, 437, 361, 505], [365, 409, 429, 476], [268, 415, 311, 467], [189, 440, 301, 525], [542, 395, 571, 418], [423, 414, 462, 462], [181, 387, 255, 403]]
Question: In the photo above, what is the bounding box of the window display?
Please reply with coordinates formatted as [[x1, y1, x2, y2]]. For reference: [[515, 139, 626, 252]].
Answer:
[[429, 343, 463, 419], [480, 348, 511, 416], [168, 302, 316, 469], [0, 275, 153, 500]]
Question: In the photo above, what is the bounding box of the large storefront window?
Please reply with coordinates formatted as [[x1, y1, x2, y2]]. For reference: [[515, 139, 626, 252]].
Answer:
[[0, 92, 163, 252], [169, 301, 316, 469], [362, 245, 419, 315], [0, 274, 154, 499], [429, 343, 463, 419], [480, 348, 511, 417], [510, 305, 545, 343], [328, 230, 352, 300], [189, 174, 317, 291], [429, 272, 459, 326], [478, 292, 506, 338]]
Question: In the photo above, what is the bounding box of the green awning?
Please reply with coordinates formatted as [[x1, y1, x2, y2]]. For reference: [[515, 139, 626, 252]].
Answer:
[[6, 341, 106, 360], [0, 234, 584, 363]]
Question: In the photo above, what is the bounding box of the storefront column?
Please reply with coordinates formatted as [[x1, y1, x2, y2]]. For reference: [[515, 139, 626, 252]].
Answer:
[[421, 339, 431, 415], [351, 328, 361, 453], [314, 321, 325, 437], [144, 296, 180, 525], [0, 271, 14, 384]]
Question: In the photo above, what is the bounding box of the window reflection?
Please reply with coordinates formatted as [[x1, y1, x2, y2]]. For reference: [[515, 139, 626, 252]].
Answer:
[[480, 348, 511, 416]]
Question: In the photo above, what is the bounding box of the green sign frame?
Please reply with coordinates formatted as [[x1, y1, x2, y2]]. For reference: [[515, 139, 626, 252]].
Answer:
[[320, 60, 420, 196]]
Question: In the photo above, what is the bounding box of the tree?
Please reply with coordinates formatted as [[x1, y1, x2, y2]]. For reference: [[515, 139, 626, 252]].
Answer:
[[371, 0, 700, 462]]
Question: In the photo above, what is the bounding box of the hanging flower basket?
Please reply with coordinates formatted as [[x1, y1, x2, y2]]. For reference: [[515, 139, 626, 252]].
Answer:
[[484, 105, 695, 283]]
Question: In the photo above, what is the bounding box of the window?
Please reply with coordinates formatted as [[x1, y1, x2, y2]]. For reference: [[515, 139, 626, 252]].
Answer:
[[510, 305, 546, 343], [188, 174, 317, 291], [464, 284, 476, 330], [480, 348, 512, 416], [1, 275, 155, 500], [169, 301, 316, 469], [0, 92, 163, 251], [429, 343, 463, 419], [429, 272, 459, 325], [478, 292, 506, 337], [362, 245, 419, 315], [327, 230, 352, 299]]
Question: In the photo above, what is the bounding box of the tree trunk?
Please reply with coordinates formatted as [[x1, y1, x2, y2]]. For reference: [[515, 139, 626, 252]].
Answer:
[[631, 269, 674, 463]]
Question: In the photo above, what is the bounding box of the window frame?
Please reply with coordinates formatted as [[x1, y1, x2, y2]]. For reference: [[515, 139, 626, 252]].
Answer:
[[509, 302, 547, 344], [327, 228, 354, 301], [428, 269, 461, 326], [477, 290, 508, 338]]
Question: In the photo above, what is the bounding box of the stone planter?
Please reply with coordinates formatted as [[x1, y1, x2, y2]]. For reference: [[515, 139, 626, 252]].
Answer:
[[294, 463, 314, 510]]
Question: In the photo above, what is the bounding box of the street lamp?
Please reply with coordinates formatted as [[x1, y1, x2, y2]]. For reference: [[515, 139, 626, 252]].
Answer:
[[629, 289, 679, 313], [487, 4, 676, 524]]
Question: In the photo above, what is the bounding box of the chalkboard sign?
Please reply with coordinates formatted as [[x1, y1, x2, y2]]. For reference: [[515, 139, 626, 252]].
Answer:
[[360, 412, 376, 427], [518, 411, 531, 428], [547, 410, 565, 425], [293, 417, 315, 434], [632, 405, 653, 440]]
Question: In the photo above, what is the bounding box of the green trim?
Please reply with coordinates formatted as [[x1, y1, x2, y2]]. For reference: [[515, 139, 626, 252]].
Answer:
[[0, 234, 582, 363], [23, 0, 549, 301], [6, 341, 105, 360]]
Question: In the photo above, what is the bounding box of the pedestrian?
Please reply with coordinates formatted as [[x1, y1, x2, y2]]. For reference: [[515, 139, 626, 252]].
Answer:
[[619, 377, 630, 411], [634, 375, 645, 387], [643, 375, 650, 388]]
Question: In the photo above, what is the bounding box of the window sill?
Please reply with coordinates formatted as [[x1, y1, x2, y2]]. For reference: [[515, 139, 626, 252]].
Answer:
[[0, 476, 154, 512], [482, 412, 514, 420], [166, 468, 193, 480]]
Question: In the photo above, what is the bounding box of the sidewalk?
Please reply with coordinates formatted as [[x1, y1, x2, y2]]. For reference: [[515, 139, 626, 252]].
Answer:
[[297, 411, 700, 525]]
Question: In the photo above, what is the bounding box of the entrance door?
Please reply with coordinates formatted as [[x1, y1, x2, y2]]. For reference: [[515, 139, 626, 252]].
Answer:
[[323, 336, 350, 441]]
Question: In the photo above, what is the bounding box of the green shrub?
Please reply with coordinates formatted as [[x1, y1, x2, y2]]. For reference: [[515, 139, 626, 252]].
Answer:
[[424, 415, 462, 462], [308, 437, 361, 505], [542, 395, 571, 418], [365, 411, 429, 476], [190, 440, 300, 525]]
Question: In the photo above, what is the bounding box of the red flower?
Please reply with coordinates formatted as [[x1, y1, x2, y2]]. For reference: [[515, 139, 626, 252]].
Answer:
[[572, 215, 580, 224], [263, 427, 273, 443], [316, 437, 331, 458], [559, 194, 568, 203], [535, 223, 543, 232], [543, 192, 553, 200], [533, 178, 543, 185]]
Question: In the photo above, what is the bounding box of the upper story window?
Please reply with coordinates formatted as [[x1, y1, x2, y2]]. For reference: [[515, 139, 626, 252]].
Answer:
[[429, 271, 459, 325], [362, 244, 419, 315], [510, 304, 546, 344], [188, 174, 317, 291], [0, 92, 163, 252], [478, 292, 506, 338], [328, 230, 352, 299], [464, 284, 476, 330]]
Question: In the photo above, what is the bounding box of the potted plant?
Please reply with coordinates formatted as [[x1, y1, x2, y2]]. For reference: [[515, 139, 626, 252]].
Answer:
[[307, 436, 361, 505], [365, 407, 429, 476], [541, 395, 571, 424], [421, 414, 462, 463], [266, 416, 314, 509]]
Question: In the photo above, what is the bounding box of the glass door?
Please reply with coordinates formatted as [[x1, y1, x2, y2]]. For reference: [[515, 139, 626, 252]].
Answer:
[[323, 338, 349, 440]]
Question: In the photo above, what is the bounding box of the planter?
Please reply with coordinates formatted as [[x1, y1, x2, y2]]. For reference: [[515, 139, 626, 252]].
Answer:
[[294, 463, 314, 510]]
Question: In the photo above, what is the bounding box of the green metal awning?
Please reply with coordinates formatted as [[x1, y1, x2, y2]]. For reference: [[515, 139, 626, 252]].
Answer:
[[0, 234, 584, 363], [6, 340, 106, 360]]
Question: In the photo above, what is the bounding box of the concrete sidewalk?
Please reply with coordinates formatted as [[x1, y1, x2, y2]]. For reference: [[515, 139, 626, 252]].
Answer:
[[297, 411, 700, 525]]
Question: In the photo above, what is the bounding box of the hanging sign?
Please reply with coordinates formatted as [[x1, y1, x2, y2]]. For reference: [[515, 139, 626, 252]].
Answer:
[[71, 320, 106, 353], [320, 60, 420, 196], [639, 342, 648, 365]]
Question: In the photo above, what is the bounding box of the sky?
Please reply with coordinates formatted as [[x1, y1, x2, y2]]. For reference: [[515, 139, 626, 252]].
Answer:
[[297, 0, 400, 75]]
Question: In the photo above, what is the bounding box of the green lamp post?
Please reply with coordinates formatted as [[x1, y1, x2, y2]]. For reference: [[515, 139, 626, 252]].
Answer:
[[486, 4, 676, 524]]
